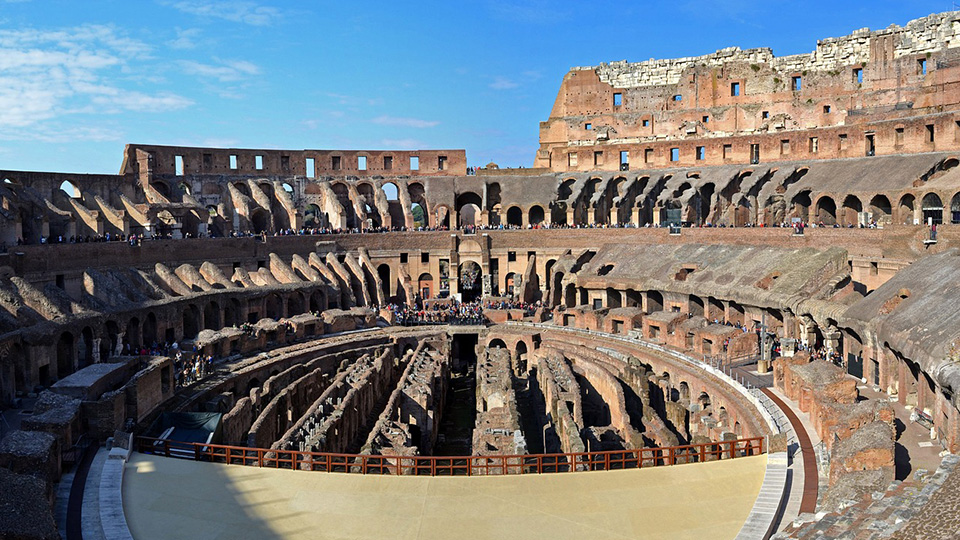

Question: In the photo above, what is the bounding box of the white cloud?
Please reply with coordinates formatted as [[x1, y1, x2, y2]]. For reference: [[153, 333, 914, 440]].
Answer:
[[371, 115, 439, 129], [164, 1, 283, 26], [489, 76, 519, 90], [0, 24, 191, 130], [168, 28, 201, 50], [180, 58, 261, 82]]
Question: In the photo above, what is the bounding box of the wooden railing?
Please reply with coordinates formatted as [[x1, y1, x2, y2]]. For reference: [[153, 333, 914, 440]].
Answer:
[[136, 436, 764, 476]]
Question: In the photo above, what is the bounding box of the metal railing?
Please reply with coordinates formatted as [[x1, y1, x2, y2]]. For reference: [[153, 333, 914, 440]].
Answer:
[[136, 436, 764, 476]]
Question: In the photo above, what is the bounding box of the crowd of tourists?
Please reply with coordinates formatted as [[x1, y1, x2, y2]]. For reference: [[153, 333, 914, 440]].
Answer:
[[384, 299, 539, 326], [174, 349, 216, 389]]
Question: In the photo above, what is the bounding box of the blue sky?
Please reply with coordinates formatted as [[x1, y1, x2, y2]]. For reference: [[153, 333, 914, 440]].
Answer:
[[0, 0, 953, 173]]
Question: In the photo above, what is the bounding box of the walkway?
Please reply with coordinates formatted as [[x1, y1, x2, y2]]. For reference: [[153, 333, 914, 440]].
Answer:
[[761, 388, 818, 514], [123, 452, 768, 540]]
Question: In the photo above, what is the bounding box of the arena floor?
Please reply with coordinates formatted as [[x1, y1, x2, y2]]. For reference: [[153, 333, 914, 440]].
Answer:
[[122, 452, 767, 540]]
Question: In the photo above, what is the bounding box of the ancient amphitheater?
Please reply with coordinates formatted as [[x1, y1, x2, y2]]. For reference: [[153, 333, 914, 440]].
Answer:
[[4, 10, 960, 540]]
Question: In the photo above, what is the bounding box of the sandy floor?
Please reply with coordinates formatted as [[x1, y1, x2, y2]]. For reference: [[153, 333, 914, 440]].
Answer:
[[123, 453, 767, 540]]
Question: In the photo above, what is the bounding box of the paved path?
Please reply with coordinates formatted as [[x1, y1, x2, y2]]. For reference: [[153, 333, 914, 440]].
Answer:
[[761, 388, 818, 514]]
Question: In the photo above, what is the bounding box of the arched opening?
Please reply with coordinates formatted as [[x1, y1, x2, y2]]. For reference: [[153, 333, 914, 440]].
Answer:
[[382, 182, 399, 201], [377, 264, 391, 301], [951, 192, 960, 224], [265, 294, 282, 320], [178, 182, 192, 196], [183, 305, 201, 340], [489, 338, 507, 349], [57, 332, 75, 378], [506, 206, 523, 227], [250, 208, 271, 234], [646, 290, 664, 312], [125, 317, 141, 350], [434, 205, 451, 229], [791, 190, 812, 223], [287, 293, 305, 316], [103, 321, 120, 359], [689, 295, 704, 317], [152, 182, 172, 199], [224, 299, 241, 327], [606, 287, 622, 308], [455, 192, 483, 228], [564, 283, 577, 308], [516, 341, 528, 372], [816, 196, 837, 225], [505, 272, 517, 296], [410, 203, 426, 228], [529, 205, 545, 226], [79, 327, 94, 368], [459, 203, 480, 228], [458, 261, 483, 303], [143, 312, 158, 347], [304, 204, 322, 228], [898, 194, 916, 225], [922, 192, 943, 224], [869, 194, 892, 224], [841, 195, 862, 226], [409, 182, 428, 228], [59, 180, 81, 199], [309, 290, 325, 312], [203, 302, 221, 331], [418, 273, 434, 300]]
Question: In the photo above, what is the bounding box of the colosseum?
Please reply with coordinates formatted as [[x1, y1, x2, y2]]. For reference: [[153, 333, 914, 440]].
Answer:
[[3, 10, 960, 540]]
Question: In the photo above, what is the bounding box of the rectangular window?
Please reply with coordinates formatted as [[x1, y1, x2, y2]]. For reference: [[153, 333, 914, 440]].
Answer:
[[731, 82, 740, 96], [761, 111, 769, 119], [421, 252, 429, 263], [865, 133, 875, 156], [642, 119, 650, 127], [927, 124, 935, 143], [567, 152, 578, 167], [203, 153, 212, 168], [823, 105, 831, 114], [584, 123, 592, 130], [853, 68, 863, 84], [670, 148, 679, 162], [839, 134, 848, 151], [255, 155, 264, 170], [438, 156, 447, 170], [508, 251, 516, 262], [229, 154, 238, 169], [702, 115, 709, 123], [305, 158, 315, 178], [593, 151, 603, 166], [918, 58, 927, 76], [792, 76, 802, 91], [332, 156, 342, 170], [174, 155, 184, 176], [410, 156, 419, 170], [750, 143, 760, 164], [955, 121, 960, 143], [400, 253, 408, 264], [613, 92, 622, 107], [780, 139, 790, 155], [358, 156, 367, 170], [672, 94, 682, 102], [723, 144, 732, 159], [895, 127, 905, 146], [383, 156, 393, 170], [619, 150, 629, 166], [696, 146, 705, 160], [280, 155, 290, 170], [644, 148, 653, 163], [809, 137, 819, 153]]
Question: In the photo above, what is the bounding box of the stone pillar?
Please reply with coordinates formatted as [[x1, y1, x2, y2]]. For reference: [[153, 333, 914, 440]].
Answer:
[[481, 274, 492, 298], [91, 338, 101, 364]]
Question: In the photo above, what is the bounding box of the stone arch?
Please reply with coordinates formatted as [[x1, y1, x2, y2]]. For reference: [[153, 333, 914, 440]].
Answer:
[[143, 312, 158, 347], [459, 261, 483, 302], [689, 295, 705, 317], [529, 205, 545, 226], [57, 332, 75, 378], [103, 321, 120, 360], [951, 192, 960, 224], [183, 305, 201, 339], [506, 206, 523, 227], [377, 264, 391, 300], [564, 283, 577, 308], [309, 290, 325, 312], [898, 194, 916, 225], [791, 190, 812, 223], [840, 194, 862, 226], [59, 180, 81, 199], [816, 195, 837, 225], [606, 287, 622, 308], [125, 317, 141, 349], [646, 290, 663, 312], [922, 192, 944, 224], [418, 273, 434, 300], [79, 326, 94, 368], [287, 293, 305, 316], [203, 302, 221, 332], [489, 338, 507, 349], [265, 294, 283, 320], [303, 203, 322, 227], [224, 299, 242, 327], [250, 208, 271, 234], [869, 194, 892, 223]]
